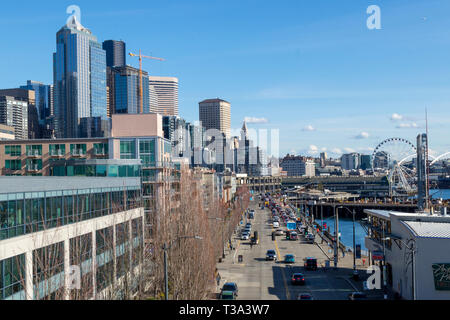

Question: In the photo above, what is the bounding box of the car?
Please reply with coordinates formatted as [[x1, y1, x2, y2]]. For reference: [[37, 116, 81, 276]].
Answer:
[[273, 216, 280, 222], [306, 234, 315, 243], [275, 229, 284, 236], [273, 221, 280, 228], [245, 223, 252, 228], [221, 282, 238, 297], [291, 273, 306, 285], [284, 254, 295, 264], [241, 233, 250, 240], [220, 290, 236, 300], [266, 250, 277, 261], [297, 293, 314, 300], [304, 257, 318, 270], [289, 231, 298, 240], [348, 292, 367, 300]]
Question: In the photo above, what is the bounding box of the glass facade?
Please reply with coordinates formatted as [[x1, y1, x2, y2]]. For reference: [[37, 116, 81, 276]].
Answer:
[[0, 254, 25, 300], [90, 42, 107, 120], [114, 68, 149, 114], [0, 185, 141, 242], [120, 140, 136, 159]]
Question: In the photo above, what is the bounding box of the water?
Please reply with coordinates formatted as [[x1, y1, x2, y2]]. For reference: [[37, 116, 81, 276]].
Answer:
[[430, 189, 450, 200], [320, 217, 368, 252]]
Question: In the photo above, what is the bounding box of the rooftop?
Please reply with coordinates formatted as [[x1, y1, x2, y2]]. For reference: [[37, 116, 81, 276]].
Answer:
[[403, 221, 450, 239], [199, 98, 230, 104], [0, 176, 141, 194]]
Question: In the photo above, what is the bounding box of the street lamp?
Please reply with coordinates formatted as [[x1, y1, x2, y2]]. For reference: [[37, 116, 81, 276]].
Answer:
[[337, 206, 357, 274], [163, 235, 203, 300], [382, 237, 416, 300]]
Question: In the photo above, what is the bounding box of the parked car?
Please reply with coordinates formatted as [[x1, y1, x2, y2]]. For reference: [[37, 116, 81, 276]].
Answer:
[[304, 257, 318, 270], [266, 250, 277, 261], [273, 221, 280, 228], [221, 282, 238, 297], [348, 292, 367, 300], [306, 234, 315, 243], [284, 254, 295, 264], [275, 229, 284, 236], [241, 232, 250, 240], [291, 273, 306, 285], [297, 293, 314, 300]]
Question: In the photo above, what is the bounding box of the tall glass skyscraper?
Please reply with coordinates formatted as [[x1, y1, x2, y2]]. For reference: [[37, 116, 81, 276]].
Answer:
[[112, 66, 150, 114], [53, 16, 108, 138], [20, 80, 51, 138]]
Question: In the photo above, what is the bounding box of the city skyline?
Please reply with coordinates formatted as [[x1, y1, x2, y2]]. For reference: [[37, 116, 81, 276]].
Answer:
[[0, 1, 449, 157]]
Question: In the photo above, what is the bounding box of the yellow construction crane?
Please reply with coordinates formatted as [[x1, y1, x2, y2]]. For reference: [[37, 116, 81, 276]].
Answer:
[[129, 50, 165, 114]]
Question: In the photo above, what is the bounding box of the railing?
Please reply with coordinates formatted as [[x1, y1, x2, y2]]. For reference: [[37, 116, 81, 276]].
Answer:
[[71, 150, 85, 157], [26, 164, 40, 172], [49, 149, 64, 157], [27, 150, 41, 157]]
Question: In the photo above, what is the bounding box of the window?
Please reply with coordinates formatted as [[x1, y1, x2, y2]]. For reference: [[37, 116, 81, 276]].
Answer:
[[5, 145, 21, 157], [5, 160, 21, 171], [0, 254, 25, 300], [70, 144, 87, 156], [26, 145, 42, 156], [26, 159, 42, 171], [120, 140, 135, 159], [94, 143, 108, 156], [49, 144, 66, 156]]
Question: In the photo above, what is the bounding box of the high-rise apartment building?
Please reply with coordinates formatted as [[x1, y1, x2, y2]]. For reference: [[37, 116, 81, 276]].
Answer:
[[0, 88, 36, 139], [53, 16, 108, 138], [149, 76, 179, 116], [199, 98, 231, 138], [0, 95, 28, 140], [102, 40, 126, 67]]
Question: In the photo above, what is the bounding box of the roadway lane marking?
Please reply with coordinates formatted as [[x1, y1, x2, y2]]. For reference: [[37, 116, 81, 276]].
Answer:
[[273, 226, 290, 300]]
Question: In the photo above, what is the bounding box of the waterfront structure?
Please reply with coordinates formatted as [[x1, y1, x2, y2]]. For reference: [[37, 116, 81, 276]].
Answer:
[[0, 176, 143, 300], [364, 209, 450, 300], [107, 66, 150, 114], [53, 16, 108, 138], [0, 125, 14, 140], [0, 95, 28, 140], [199, 99, 231, 138], [102, 40, 126, 68], [341, 153, 360, 170], [280, 155, 315, 177], [149, 76, 178, 116]]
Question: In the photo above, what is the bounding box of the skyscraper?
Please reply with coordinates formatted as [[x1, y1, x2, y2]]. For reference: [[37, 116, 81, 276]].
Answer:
[[53, 16, 108, 138], [0, 96, 28, 140], [20, 80, 52, 138], [149, 76, 178, 116], [417, 133, 428, 210], [108, 65, 150, 114], [102, 40, 126, 68], [199, 98, 231, 138], [0, 88, 36, 139]]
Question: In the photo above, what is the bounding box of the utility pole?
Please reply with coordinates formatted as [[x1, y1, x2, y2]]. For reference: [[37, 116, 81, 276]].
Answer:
[[352, 209, 356, 272], [334, 204, 339, 269]]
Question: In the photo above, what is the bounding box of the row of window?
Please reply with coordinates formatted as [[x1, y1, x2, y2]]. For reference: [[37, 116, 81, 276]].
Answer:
[[0, 217, 143, 300], [3, 143, 108, 157], [0, 188, 141, 242]]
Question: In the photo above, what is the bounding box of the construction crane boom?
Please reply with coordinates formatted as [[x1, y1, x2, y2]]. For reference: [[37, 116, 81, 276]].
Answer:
[[128, 49, 165, 113]]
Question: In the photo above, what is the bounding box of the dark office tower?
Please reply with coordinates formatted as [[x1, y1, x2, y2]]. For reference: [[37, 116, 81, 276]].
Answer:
[[417, 133, 428, 211], [103, 40, 126, 67]]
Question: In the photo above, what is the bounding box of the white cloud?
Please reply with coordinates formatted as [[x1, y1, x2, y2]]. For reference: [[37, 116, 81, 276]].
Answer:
[[344, 147, 356, 153], [396, 122, 419, 129], [354, 132, 370, 139], [331, 148, 342, 155], [308, 145, 319, 155], [244, 117, 268, 124], [302, 125, 316, 132], [391, 113, 404, 121]]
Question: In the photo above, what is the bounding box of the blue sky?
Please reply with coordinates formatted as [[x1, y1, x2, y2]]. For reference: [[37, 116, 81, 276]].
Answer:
[[1, 0, 450, 158]]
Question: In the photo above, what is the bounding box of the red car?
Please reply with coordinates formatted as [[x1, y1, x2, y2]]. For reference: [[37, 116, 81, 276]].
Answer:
[[291, 273, 306, 285]]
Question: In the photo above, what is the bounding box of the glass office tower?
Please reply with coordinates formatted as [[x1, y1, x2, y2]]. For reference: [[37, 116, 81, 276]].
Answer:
[[53, 16, 108, 138]]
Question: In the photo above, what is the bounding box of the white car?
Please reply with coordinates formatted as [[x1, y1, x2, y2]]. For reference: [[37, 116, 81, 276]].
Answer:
[[273, 221, 280, 228], [241, 233, 250, 240]]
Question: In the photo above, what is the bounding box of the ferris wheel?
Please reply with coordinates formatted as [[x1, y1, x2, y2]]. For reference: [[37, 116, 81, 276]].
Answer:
[[372, 138, 417, 196]]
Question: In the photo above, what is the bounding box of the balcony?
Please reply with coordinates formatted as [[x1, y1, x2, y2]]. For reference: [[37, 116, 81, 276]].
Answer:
[[71, 150, 85, 157], [49, 149, 65, 158], [94, 149, 108, 157], [26, 164, 40, 172], [26, 150, 41, 158]]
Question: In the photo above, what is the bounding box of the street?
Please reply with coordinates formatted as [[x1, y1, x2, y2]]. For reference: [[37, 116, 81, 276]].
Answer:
[[217, 198, 384, 300]]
